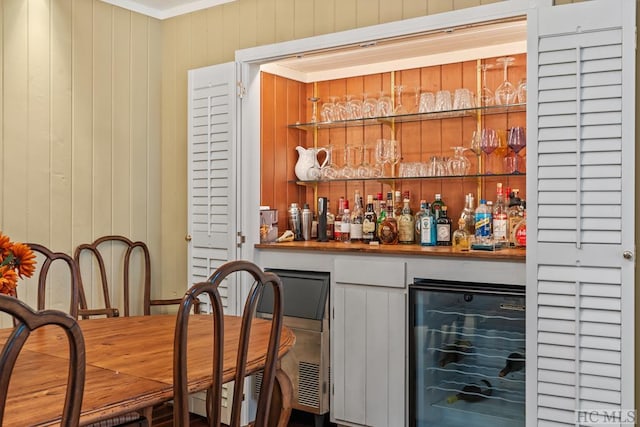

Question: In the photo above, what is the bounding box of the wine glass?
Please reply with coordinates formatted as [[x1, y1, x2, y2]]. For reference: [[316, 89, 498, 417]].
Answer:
[[321, 96, 338, 122], [480, 128, 499, 174], [517, 78, 527, 104], [393, 85, 409, 115], [308, 96, 320, 123], [320, 145, 340, 180], [410, 87, 422, 113], [495, 57, 516, 105], [478, 63, 494, 107], [386, 139, 401, 177], [340, 143, 357, 178], [508, 126, 527, 173], [362, 93, 378, 118], [374, 138, 389, 176], [377, 92, 393, 116]]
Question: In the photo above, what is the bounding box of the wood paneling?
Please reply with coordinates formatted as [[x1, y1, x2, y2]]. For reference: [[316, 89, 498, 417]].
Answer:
[[0, 1, 162, 326]]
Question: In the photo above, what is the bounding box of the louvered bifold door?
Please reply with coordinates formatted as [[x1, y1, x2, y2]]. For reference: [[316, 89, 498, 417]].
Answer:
[[188, 62, 238, 315], [527, 1, 635, 426]]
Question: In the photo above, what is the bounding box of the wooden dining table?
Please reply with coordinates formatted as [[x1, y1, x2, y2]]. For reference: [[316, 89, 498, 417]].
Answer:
[[0, 314, 295, 426]]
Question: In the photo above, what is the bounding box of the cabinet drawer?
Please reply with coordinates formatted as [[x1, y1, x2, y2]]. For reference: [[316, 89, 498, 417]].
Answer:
[[334, 257, 406, 288]]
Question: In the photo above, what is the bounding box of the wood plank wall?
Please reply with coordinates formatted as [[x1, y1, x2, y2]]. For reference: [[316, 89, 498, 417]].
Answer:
[[261, 53, 526, 224]]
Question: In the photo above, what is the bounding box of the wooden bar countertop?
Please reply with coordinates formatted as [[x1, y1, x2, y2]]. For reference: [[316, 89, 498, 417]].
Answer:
[[255, 240, 525, 261]]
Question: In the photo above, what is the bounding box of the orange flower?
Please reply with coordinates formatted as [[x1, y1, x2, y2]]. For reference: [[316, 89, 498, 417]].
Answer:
[[0, 266, 18, 296], [12, 242, 36, 279], [0, 232, 11, 257]]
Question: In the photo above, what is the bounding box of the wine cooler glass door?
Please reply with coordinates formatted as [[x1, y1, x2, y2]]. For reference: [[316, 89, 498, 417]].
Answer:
[[409, 279, 525, 427]]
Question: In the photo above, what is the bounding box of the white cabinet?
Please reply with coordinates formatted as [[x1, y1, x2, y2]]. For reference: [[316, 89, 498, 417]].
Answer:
[[332, 257, 406, 427]]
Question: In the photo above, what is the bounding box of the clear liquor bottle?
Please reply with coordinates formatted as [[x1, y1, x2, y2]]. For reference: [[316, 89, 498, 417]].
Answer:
[[452, 218, 471, 251], [379, 203, 399, 245], [475, 199, 492, 244], [362, 194, 377, 243], [350, 191, 364, 242], [461, 193, 475, 236], [398, 199, 415, 244], [508, 189, 524, 247], [492, 183, 508, 245], [393, 190, 403, 218], [436, 205, 452, 246]]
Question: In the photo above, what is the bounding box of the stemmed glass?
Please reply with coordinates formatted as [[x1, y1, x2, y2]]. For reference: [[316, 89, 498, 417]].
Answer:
[[320, 145, 340, 180], [377, 92, 393, 116], [478, 63, 494, 106], [394, 85, 409, 115], [308, 97, 320, 123], [386, 139, 401, 177], [363, 93, 378, 118], [480, 128, 499, 174], [374, 139, 389, 176], [495, 57, 516, 105], [508, 127, 527, 174], [321, 96, 338, 122], [411, 87, 422, 113], [340, 144, 357, 178], [356, 144, 374, 178]]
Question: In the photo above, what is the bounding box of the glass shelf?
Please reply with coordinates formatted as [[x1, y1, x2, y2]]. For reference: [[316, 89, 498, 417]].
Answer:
[[288, 103, 526, 130], [292, 172, 525, 185]]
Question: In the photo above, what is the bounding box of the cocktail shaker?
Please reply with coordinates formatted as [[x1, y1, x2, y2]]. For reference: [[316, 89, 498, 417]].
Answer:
[[302, 203, 313, 241], [288, 203, 302, 241]]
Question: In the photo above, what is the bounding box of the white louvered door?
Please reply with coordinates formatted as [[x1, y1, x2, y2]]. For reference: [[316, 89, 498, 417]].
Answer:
[[527, 1, 635, 426], [187, 62, 239, 314]]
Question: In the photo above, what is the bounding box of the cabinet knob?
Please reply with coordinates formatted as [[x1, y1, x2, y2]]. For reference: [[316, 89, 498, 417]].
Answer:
[[185, 234, 192, 242], [623, 250, 633, 260]]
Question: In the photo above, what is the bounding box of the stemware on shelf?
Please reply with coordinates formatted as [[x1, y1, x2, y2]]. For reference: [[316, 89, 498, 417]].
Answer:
[[363, 93, 378, 118], [517, 78, 527, 104], [507, 126, 527, 174], [386, 139, 401, 177], [374, 138, 389, 177], [394, 85, 409, 115], [410, 87, 422, 113], [334, 97, 349, 121], [447, 146, 471, 176], [377, 92, 393, 116], [480, 128, 499, 174], [308, 97, 320, 123], [346, 95, 363, 120], [435, 90, 452, 112], [478, 63, 494, 107], [494, 57, 516, 105], [320, 145, 340, 180], [340, 143, 357, 178], [321, 96, 338, 122]]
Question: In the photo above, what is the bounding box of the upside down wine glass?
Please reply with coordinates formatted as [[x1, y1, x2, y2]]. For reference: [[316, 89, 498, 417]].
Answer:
[[478, 63, 494, 107], [495, 57, 516, 105]]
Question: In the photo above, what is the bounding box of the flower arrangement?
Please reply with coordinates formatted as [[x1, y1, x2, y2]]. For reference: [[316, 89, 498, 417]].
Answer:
[[0, 232, 36, 296]]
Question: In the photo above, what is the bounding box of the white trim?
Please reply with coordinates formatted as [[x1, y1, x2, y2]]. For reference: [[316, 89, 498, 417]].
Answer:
[[100, 0, 235, 20]]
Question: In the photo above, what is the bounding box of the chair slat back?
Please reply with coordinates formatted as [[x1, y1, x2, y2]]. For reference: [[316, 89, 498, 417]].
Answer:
[[0, 295, 85, 427]]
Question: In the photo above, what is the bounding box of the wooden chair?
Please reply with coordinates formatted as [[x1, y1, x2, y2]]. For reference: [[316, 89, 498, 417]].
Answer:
[[74, 235, 184, 319], [26, 243, 80, 319], [0, 295, 85, 427], [172, 261, 289, 426]]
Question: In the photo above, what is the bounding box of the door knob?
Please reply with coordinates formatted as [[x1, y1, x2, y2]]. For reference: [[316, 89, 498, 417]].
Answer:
[[185, 234, 192, 242], [623, 250, 633, 260]]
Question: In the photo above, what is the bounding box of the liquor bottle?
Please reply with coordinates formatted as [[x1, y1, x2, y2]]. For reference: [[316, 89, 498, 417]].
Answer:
[[385, 191, 394, 216], [398, 199, 415, 244], [334, 197, 346, 241], [475, 199, 492, 244], [461, 193, 475, 236], [377, 199, 387, 237], [340, 208, 351, 242], [513, 208, 527, 247], [492, 183, 508, 245], [431, 193, 444, 220], [393, 190, 403, 217], [420, 202, 436, 246], [508, 189, 524, 247], [436, 205, 452, 246], [414, 200, 428, 242], [350, 191, 364, 242], [375, 192, 383, 216], [378, 203, 398, 245], [452, 218, 471, 251], [362, 194, 377, 243], [326, 199, 335, 240]]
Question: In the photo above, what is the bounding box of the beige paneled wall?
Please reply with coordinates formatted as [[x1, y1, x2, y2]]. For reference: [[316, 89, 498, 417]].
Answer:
[[0, 0, 162, 318], [159, 0, 502, 291]]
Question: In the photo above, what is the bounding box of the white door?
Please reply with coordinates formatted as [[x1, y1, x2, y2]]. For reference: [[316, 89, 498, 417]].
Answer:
[[187, 62, 240, 315], [527, 1, 635, 426]]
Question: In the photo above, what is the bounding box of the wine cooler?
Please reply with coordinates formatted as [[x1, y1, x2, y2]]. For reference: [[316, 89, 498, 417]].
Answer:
[[409, 278, 525, 427]]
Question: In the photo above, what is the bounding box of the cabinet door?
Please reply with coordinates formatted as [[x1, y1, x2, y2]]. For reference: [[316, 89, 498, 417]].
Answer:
[[187, 62, 239, 315], [527, 1, 635, 425], [333, 283, 405, 427]]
